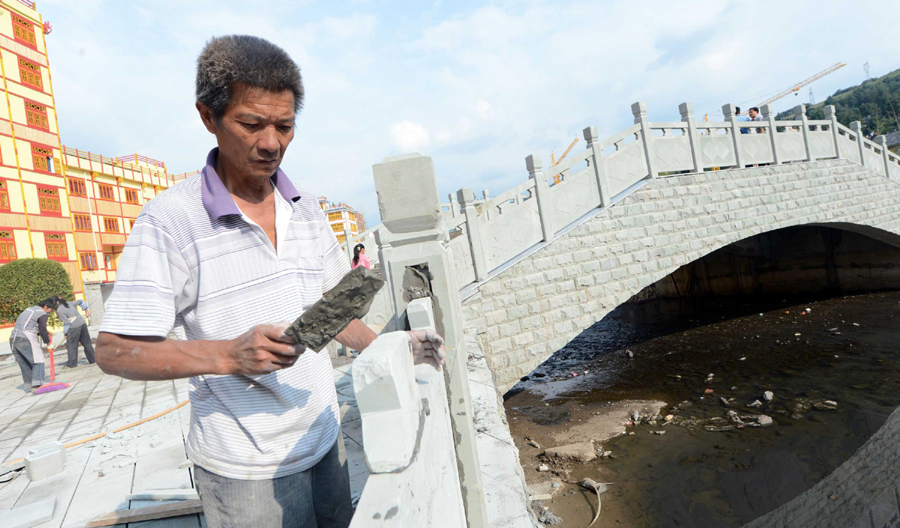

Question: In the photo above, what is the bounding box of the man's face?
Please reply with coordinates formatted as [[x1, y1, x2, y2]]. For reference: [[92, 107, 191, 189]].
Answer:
[[197, 83, 295, 180], [42, 306, 53, 314], [748, 108, 758, 119]]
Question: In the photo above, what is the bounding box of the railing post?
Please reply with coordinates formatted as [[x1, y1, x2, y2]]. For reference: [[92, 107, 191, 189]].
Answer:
[[824, 105, 841, 159], [458, 188, 488, 282], [583, 126, 610, 207], [372, 154, 488, 528], [447, 193, 459, 218], [722, 104, 743, 168], [526, 153, 555, 241], [792, 104, 813, 162], [481, 189, 491, 220], [875, 135, 891, 177], [679, 102, 702, 173], [631, 102, 658, 178], [850, 121, 866, 167], [760, 104, 781, 165]]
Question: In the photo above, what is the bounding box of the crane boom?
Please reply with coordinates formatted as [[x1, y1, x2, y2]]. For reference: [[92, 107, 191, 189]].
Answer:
[[757, 62, 846, 107]]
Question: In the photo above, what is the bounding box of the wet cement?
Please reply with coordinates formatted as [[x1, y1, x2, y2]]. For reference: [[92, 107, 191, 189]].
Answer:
[[505, 291, 900, 528]]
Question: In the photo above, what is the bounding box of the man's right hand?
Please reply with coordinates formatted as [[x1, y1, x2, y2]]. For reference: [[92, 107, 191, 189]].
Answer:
[[222, 324, 306, 376]]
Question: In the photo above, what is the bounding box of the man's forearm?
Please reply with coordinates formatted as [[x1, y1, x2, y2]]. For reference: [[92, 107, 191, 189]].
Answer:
[[96, 332, 226, 381], [334, 319, 377, 352]]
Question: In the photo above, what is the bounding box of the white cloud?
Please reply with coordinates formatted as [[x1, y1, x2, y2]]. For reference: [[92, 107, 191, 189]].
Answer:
[[390, 120, 431, 151]]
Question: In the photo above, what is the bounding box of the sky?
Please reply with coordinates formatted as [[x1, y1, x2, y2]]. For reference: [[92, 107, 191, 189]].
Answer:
[[38, 0, 900, 225]]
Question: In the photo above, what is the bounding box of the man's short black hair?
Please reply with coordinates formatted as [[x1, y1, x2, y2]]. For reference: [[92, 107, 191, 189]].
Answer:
[[749, 107, 760, 113], [735, 106, 741, 114], [196, 35, 304, 121], [39, 298, 57, 309]]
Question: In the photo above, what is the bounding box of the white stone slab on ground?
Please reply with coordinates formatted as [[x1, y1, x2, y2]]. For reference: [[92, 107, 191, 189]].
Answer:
[[0, 496, 55, 528]]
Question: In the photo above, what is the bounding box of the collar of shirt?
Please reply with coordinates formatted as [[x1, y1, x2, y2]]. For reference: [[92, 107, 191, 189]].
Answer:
[[200, 147, 301, 220], [237, 185, 294, 257]]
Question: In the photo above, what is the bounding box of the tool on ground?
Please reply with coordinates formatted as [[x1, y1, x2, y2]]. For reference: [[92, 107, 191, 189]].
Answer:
[[283, 266, 385, 352], [33, 344, 71, 394], [579, 478, 611, 528]]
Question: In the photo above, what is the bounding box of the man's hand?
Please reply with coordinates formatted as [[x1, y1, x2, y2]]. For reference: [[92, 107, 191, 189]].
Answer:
[[222, 323, 306, 376], [408, 329, 445, 371]]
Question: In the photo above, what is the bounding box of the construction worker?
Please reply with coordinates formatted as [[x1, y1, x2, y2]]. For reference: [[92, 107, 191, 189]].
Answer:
[[54, 296, 95, 368], [96, 35, 445, 528], [8, 299, 55, 391]]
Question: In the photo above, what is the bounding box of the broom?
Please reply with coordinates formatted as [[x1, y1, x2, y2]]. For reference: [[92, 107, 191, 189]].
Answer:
[[33, 340, 70, 394]]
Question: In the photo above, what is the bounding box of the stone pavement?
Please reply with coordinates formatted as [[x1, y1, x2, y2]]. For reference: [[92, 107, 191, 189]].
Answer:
[[0, 348, 368, 527]]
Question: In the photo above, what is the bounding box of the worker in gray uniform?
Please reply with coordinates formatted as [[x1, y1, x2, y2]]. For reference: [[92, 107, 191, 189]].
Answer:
[[55, 296, 94, 368], [8, 298, 56, 391]]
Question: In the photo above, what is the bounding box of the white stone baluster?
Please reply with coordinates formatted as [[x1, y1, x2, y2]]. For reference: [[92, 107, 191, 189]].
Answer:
[[583, 126, 610, 207], [792, 104, 813, 162], [526, 154, 555, 241], [679, 102, 701, 173], [458, 188, 488, 282], [824, 105, 841, 159], [875, 135, 891, 177], [761, 104, 780, 165], [447, 193, 459, 218], [722, 104, 743, 168], [631, 102, 658, 178], [481, 190, 491, 220], [850, 121, 866, 167]]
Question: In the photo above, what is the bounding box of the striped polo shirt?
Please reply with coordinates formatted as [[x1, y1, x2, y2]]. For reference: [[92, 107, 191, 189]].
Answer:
[[101, 148, 349, 479]]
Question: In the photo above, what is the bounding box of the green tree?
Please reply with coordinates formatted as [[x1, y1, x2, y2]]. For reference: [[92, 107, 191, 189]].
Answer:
[[0, 258, 73, 324]]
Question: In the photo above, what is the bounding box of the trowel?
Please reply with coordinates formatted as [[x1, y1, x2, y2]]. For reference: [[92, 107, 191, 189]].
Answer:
[[282, 266, 385, 352]]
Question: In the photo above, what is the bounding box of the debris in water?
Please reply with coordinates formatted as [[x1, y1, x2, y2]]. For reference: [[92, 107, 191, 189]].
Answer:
[[749, 400, 763, 408], [763, 391, 774, 402], [652, 430, 666, 435], [526, 439, 540, 449], [538, 509, 563, 525], [704, 388, 714, 394], [757, 415, 773, 427], [580, 478, 609, 527]]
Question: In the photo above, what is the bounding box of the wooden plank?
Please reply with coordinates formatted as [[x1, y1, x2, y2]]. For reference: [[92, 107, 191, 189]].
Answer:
[[79, 501, 203, 527]]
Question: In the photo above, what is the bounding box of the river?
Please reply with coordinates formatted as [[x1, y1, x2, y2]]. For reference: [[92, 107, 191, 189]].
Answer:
[[504, 291, 900, 527]]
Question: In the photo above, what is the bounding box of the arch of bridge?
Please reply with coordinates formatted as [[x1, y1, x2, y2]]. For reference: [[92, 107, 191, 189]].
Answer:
[[459, 158, 900, 394]]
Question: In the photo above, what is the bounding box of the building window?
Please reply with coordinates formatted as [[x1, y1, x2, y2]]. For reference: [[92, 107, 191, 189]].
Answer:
[[129, 219, 136, 229], [124, 188, 139, 204], [37, 186, 61, 215], [104, 253, 116, 270], [0, 231, 15, 262], [0, 180, 10, 211], [103, 217, 119, 233], [18, 58, 42, 90], [79, 252, 98, 270], [44, 233, 67, 260], [68, 178, 87, 197], [73, 213, 91, 231], [32, 145, 52, 172], [328, 212, 343, 222], [97, 183, 115, 201], [331, 223, 342, 233], [24, 100, 49, 130], [11, 13, 36, 48]]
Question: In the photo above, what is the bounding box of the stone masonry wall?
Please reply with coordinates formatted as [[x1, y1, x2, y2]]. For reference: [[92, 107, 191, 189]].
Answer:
[[460, 159, 900, 394]]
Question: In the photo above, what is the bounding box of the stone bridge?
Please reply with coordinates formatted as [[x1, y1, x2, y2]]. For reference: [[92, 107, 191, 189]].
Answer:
[[354, 101, 900, 527]]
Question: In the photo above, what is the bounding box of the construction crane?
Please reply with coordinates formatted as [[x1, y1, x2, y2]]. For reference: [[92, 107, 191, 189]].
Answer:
[[757, 62, 846, 107], [550, 137, 579, 184]]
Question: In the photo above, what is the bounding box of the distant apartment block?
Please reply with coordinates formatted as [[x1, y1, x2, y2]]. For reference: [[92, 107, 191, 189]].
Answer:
[[319, 196, 365, 243]]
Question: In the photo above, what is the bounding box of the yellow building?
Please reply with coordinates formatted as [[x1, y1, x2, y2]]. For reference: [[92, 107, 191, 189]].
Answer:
[[319, 196, 364, 243]]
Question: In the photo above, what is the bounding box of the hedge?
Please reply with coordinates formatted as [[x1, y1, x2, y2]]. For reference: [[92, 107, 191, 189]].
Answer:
[[0, 258, 73, 325]]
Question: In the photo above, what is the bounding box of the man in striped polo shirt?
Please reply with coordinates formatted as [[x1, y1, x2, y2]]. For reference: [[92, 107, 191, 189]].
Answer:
[[95, 35, 444, 528]]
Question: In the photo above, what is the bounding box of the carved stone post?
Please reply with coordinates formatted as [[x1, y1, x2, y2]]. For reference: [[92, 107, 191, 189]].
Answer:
[[792, 104, 813, 161], [875, 135, 891, 177], [631, 102, 658, 178], [458, 188, 488, 282], [372, 153, 488, 528], [722, 104, 743, 168], [679, 102, 702, 173], [824, 105, 841, 159], [526, 154, 555, 241], [761, 104, 780, 165], [583, 126, 610, 207], [481, 190, 491, 220], [850, 121, 866, 167], [447, 192, 459, 218]]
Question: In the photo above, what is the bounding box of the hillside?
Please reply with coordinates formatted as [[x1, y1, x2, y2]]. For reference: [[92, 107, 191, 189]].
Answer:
[[775, 67, 900, 137]]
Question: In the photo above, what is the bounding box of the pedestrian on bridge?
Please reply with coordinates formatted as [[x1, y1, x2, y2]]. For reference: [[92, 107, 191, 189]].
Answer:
[[95, 35, 445, 528], [351, 243, 371, 269], [736, 106, 751, 134]]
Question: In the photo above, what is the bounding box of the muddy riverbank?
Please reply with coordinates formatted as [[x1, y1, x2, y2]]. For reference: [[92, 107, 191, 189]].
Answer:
[[505, 291, 900, 527]]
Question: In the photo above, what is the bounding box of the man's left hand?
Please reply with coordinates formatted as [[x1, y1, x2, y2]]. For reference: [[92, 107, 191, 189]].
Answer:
[[408, 330, 445, 371]]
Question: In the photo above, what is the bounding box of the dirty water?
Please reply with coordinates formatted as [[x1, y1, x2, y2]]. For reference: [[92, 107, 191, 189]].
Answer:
[[505, 291, 900, 527]]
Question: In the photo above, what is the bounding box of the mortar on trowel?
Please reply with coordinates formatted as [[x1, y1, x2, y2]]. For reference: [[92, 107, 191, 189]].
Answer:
[[282, 266, 385, 351]]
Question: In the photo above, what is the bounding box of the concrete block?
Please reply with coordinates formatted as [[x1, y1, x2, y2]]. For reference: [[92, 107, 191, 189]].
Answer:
[[0, 497, 56, 528], [25, 441, 65, 481], [352, 332, 421, 474], [406, 298, 435, 331], [373, 154, 441, 234]]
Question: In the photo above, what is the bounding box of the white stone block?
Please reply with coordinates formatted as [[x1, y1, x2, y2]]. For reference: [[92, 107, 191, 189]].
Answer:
[[352, 332, 422, 473], [407, 298, 435, 331], [25, 441, 65, 481], [373, 154, 441, 234], [0, 497, 56, 528]]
